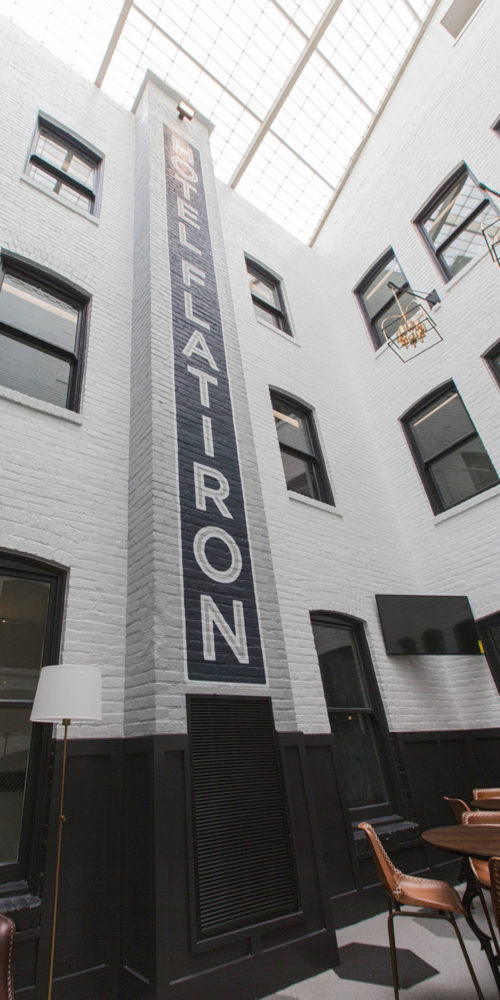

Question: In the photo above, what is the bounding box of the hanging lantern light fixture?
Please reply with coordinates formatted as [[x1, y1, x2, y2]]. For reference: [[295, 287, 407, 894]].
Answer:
[[381, 283, 442, 362], [479, 182, 500, 267]]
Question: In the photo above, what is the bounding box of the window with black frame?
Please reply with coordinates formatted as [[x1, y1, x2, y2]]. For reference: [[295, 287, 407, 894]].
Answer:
[[311, 613, 395, 818], [270, 392, 334, 504], [403, 384, 499, 513], [416, 165, 498, 280], [477, 612, 500, 697], [26, 116, 102, 216], [246, 259, 291, 334], [354, 249, 415, 349], [0, 257, 88, 410], [0, 553, 64, 883], [485, 343, 500, 386]]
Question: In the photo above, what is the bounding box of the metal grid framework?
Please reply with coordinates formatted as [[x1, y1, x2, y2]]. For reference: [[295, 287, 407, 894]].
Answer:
[[0, 0, 437, 243]]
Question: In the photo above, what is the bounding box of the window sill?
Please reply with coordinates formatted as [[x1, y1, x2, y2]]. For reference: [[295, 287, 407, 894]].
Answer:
[[0, 385, 83, 423], [434, 482, 500, 523], [288, 491, 342, 516], [256, 317, 297, 344], [20, 174, 100, 224]]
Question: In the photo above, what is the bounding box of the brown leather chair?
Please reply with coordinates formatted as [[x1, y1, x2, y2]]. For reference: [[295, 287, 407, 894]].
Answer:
[[489, 857, 500, 935], [0, 913, 15, 1000], [444, 795, 469, 824], [473, 788, 500, 800], [359, 823, 484, 1000]]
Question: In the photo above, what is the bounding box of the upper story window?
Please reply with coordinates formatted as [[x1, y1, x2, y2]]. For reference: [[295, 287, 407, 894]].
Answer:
[[0, 552, 64, 886], [485, 342, 500, 387], [440, 0, 483, 38], [270, 391, 334, 505], [26, 116, 102, 217], [311, 612, 397, 820], [246, 259, 291, 335], [354, 249, 414, 350], [0, 256, 88, 411], [415, 165, 498, 281], [402, 383, 499, 513]]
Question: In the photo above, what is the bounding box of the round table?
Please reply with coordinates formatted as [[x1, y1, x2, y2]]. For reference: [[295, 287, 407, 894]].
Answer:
[[422, 824, 500, 857], [470, 798, 500, 811], [422, 825, 500, 993]]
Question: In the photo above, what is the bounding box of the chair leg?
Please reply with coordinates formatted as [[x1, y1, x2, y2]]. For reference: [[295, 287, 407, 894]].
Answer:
[[387, 909, 399, 1000], [477, 884, 500, 958], [448, 913, 485, 1000]]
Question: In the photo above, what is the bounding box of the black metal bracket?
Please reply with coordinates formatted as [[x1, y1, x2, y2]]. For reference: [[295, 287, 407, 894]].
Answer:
[[387, 281, 440, 308]]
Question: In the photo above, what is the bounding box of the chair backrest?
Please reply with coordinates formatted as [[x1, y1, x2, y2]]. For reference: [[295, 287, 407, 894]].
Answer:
[[489, 858, 500, 934], [472, 788, 500, 800], [444, 796, 469, 823], [358, 823, 402, 899], [0, 913, 15, 1000], [463, 810, 500, 826]]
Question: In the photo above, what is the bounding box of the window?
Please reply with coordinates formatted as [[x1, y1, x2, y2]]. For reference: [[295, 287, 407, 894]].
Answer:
[[246, 259, 291, 334], [485, 342, 500, 386], [26, 116, 102, 217], [477, 612, 500, 697], [354, 249, 415, 349], [416, 165, 498, 280], [311, 613, 397, 819], [270, 392, 333, 504], [403, 383, 499, 513], [441, 0, 483, 38], [0, 256, 88, 410], [0, 553, 64, 885]]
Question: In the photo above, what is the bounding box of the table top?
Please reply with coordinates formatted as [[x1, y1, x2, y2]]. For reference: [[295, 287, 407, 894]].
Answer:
[[470, 799, 500, 811], [422, 825, 500, 859]]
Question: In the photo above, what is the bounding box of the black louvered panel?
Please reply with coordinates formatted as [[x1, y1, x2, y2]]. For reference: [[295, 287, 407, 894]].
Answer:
[[188, 696, 299, 937]]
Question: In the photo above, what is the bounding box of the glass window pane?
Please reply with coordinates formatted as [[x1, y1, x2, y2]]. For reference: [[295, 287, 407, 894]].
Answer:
[[488, 350, 500, 385], [441, 204, 497, 276], [35, 132, 95, 189], [489, 625, 500, 660], [273, 399, 314, 454], [410, 389, 474, 461], [0, 707, 32, 864], [423, 173, 484, 247], [253, 301, 281, 328], [0, 274, 78, 353], [330, 712, 389, 809], [0, 576, 51, 700], [280, 450, 317, 497], [430, 438, 498, 509], [28, 165, 93, 213], [0, 333, 71, 407], [313, 624, 369, 708], [248, 272, 280, 310], [362, 256, 406, 320]]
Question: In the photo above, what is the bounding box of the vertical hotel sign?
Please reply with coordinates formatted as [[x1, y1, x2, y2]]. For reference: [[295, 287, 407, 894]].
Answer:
[[164, 126, 265, 684]]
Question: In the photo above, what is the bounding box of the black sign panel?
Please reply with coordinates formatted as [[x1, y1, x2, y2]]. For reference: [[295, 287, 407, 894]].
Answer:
[[164, 126, 266, 683]]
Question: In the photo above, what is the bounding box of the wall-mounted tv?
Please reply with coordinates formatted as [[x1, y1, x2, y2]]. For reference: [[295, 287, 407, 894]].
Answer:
[[375, 594, 481, 656]]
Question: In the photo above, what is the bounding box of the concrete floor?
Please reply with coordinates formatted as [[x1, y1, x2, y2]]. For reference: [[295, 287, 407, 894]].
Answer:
[[263, 891, 499, 999]]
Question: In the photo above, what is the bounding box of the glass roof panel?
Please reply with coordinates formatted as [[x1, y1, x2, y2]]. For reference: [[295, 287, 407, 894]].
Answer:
[[0, 0, 434, 243]]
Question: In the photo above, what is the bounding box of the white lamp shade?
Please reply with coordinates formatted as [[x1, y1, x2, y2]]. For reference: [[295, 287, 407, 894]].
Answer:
[[30, 665, 102, 723]]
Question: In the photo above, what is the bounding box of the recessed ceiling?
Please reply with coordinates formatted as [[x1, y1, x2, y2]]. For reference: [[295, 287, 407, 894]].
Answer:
[[0, 0, 437, 243]]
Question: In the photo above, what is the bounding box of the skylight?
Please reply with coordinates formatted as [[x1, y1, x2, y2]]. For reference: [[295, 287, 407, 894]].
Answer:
[[0, 0, 436, 243]]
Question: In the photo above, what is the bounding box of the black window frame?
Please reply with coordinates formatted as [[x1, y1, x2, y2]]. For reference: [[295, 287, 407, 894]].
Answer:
[[270, 390, 334, 505], [311, 611, 402, 823], [402, 381, 499, 514], [485, 341, 500, 387], [0, 254, 89, 412], [25, 114, 103, 218], [354, 248, 411, 350], [476, 611, 500, 698], [0, 551, 65, 896], [245, 258, 292, 335], [415, 163, 496, 281]]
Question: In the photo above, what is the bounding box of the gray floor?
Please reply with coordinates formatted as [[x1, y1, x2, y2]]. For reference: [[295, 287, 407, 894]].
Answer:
[[263, 890, 499, 999]]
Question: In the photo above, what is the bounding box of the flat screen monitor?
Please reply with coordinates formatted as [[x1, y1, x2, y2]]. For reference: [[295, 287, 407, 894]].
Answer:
[[375, 594, 480, 655]]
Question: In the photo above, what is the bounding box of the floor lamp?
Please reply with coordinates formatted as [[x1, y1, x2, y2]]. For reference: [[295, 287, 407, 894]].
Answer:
[[30, 664, 102, 1000]]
